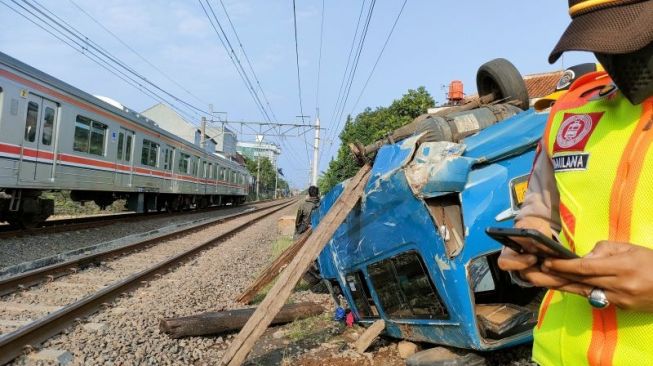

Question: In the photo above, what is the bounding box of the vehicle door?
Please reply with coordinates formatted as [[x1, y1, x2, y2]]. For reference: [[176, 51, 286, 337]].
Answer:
[[19, 94, 58, 184], [114, 128, 134, 187]]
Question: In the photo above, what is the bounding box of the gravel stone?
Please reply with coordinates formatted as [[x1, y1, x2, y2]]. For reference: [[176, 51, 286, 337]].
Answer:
[[12, 204, 296, 365], [0, 205, 258, 269]]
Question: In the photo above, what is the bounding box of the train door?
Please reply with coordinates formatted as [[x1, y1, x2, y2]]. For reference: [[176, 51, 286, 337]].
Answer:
[[162, 145, 175, 191], [19, 94, 58, 184], [114, 128, 134, 187]]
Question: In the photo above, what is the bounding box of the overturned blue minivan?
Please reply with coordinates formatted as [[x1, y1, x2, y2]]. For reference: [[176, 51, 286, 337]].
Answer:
[[313, 60, 551, 351]]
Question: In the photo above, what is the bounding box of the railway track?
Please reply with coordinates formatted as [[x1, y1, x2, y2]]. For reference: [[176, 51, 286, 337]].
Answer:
[[0, 200, 274, 240], [0, 198, 296, 365]]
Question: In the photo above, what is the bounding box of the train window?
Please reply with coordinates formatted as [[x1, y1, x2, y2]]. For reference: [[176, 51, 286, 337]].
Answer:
[[179, 153, 190, 174], [24, 101, 38, 142], [41, 107, 54, 146], [162, 148, 174, 171], [141, 139, 159, 167], [117, 132, 124, 160], [125, 134, 133, 162], [74, 115, 107, 155], [208, 163, 213, 179], [368, 251, 449, 320], [202, 161, 207, 178], [89, 121, 107, 155]]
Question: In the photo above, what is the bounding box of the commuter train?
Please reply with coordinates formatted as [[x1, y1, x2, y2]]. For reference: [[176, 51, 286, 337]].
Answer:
[[0, 52, 249, 227]]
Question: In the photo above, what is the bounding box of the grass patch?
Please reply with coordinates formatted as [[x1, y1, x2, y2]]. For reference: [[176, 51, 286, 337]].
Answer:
[[286, 313, 332, 342], [44, 190, 126, 217], [271, 235, 294, 258], [250, 234, 312, 304]]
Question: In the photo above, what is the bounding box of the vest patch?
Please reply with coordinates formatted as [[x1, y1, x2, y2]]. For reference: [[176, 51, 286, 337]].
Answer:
[[553, 153, 590, 171], [554, 112, 603, 153]]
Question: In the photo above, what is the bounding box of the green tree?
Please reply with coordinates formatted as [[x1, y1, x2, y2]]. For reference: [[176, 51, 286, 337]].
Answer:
[[319, 87, 434, 193], [243, 156, 288, 200]]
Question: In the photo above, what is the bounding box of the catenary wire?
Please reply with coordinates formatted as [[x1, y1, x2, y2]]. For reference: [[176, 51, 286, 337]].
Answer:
[[67, 0, 209, 108], [349, 0, 408, 115], [4, 0, 201, 123]]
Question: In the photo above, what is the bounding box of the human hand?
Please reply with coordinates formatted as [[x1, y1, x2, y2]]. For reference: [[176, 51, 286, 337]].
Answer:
[[543, 241, 653, 312], [497, 217, 571, 288]]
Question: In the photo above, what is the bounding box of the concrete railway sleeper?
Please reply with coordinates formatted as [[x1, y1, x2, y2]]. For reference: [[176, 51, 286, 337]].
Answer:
[[0, 198, 295, 365]]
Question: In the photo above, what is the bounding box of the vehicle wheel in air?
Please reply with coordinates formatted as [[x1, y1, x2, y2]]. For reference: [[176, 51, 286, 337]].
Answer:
[[476, 58, 529, 110]]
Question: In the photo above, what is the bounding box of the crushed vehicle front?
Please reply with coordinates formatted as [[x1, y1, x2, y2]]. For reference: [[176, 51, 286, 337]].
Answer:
[[313, 108, 548, 351]]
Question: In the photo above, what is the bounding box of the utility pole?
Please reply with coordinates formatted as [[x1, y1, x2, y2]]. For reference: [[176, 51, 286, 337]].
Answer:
[[311, 116, 320, 186], [201, 116, 207, 149], [274, 157, 278, 199], [255, 135, 263, 201]]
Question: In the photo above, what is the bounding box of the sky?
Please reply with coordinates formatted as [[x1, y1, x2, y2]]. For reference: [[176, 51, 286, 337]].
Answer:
[[0, 0, 595, 188]]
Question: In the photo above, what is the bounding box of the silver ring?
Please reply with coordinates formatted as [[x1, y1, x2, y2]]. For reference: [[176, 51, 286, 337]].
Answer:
[[588, 287, 609, 309]]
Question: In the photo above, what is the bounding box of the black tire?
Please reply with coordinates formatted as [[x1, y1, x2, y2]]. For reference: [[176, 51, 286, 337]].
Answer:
[[476, 58, 529, 110]]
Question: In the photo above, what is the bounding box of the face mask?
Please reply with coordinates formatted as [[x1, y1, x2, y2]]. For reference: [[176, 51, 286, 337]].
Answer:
[[595, 42, 653, 105]]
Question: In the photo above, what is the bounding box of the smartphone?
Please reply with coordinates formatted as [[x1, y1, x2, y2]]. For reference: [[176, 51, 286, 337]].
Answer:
[[485, 227, 579, 259]]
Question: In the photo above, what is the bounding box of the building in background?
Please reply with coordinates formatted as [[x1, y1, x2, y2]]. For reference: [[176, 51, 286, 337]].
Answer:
[[141, 103, 217, 154], [205, 125, 238, 158], [236, 140, 281, 166]]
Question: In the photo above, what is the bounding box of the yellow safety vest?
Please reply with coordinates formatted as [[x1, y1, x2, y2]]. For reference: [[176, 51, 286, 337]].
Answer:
[[534, 71, 653, 366]]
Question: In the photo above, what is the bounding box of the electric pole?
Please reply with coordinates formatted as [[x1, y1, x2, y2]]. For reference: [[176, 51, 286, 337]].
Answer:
[[311, 117, 320, 186], [200, 116, 206, 149]]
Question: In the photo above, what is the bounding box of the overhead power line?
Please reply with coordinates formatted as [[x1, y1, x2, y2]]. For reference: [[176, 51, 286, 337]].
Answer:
[[24, 0, 210, 118], [333, 0, 377, 128], [315, 0, 325, 117], [217, 0, 279, 123], [349, 0, 408, 114], [3, 0, 204, 124], [200, 0, 273, 124], [291, 0, 312, 166], [67, 0, 209, 108]]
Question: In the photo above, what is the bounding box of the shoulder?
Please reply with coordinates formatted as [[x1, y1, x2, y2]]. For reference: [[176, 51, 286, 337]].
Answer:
[[551, 71, 613, 112]]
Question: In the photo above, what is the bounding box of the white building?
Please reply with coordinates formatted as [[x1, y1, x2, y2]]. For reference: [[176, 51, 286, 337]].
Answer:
[[205, 125, 238, 157], [141, 104, 217, 154], [236, 141, 281, 165]]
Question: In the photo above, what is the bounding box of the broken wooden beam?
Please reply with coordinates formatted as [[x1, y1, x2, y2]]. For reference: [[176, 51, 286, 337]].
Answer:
[[236, 228, 312, 304], [160, 302, 325, 339], [353, 319, 385, 354], [220, 164, 372, 366]]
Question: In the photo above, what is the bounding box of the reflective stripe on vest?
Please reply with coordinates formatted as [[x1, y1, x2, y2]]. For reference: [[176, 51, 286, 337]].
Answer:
[[534, 71, 653, 366]]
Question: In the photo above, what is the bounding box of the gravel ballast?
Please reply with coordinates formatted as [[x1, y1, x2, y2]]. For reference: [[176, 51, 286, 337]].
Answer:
[[11, 204, 298, 365], [0, 204, 264, 270]]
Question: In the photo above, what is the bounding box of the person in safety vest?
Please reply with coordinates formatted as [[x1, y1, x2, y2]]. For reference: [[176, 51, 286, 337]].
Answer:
[[497, 1, 653, 365]]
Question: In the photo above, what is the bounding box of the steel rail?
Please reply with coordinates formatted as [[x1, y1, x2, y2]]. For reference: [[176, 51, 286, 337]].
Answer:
[[0, 199, 289, 297], [0, 198, 296, 365], [0, 199, 275, 239]]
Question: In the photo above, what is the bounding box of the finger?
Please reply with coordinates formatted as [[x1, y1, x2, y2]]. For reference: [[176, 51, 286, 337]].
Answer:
[[521, 268, 572, 289], [588, 241, 633, 258], [498, 250, 538, 271], [551, 282, 593, 297], [543, 257, 620, 276], [541, 268, 619, 289]]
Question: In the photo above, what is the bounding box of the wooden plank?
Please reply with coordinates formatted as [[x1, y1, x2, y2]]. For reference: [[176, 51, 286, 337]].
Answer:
[[160, 302, 324, 338], [236, 228, 312, 304], [220, 164, 372, 366], [354, 319, 385, 353]]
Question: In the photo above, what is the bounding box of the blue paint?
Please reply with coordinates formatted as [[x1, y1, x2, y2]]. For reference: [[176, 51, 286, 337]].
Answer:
[[313, 109, 548, 350]]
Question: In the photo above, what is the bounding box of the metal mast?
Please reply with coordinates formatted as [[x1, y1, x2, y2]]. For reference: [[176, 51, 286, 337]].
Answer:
[[311, 117, 320, 186]]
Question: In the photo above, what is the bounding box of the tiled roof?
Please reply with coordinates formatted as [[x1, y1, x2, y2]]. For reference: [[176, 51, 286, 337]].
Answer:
[[463, 70, 564, 103], [523, 71, 564, 98]]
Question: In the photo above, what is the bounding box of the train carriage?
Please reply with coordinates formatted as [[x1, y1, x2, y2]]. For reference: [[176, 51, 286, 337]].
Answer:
[[0, 52, 249, 227]]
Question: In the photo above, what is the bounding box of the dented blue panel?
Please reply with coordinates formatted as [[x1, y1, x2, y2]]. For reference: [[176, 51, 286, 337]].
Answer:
[[314, 109, 549, 350], [463, 109, 547, 162]]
